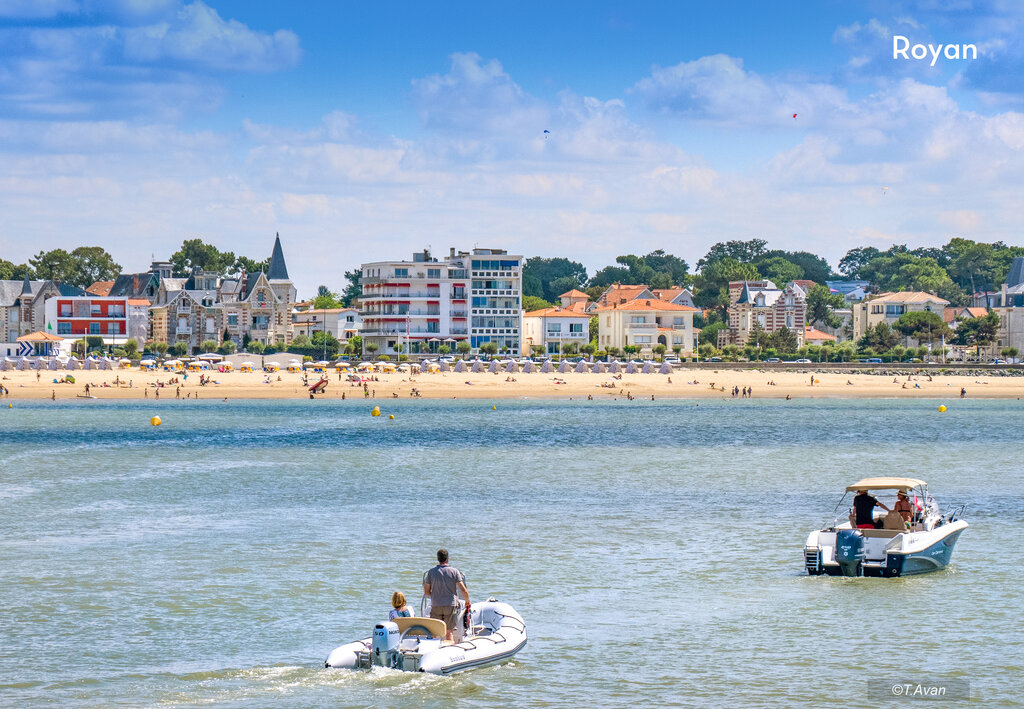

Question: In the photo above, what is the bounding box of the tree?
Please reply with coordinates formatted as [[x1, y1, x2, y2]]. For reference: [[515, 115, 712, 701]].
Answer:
[[308, 331, 339, 358], [697, 239, 767, 269], [756, 250, 833, 284], [68, 247, 121, 286], [219, 339, 238, 355], [0, 259, 33, 280], [653, 343, 667, 358], [151, 341, 169, 357], [838, 247, 881, 278], [523, 295, 556, 312], [530, 345, 545, 357], [1001, 347, 1019, 360], [347, 335, 362, 354], [756, 256, 803, 285], [480, 341, 499, 356], [456, 340, 471, 357], [170, 239, 237, 276], [29, 249, 76, 284], [311, 285, 343, 310], [954, 311, 1000, 355], [291, 334, 312, 348], [894, 311, 951, 344], [589, 265, 631, 288], [234, 255, 269, 274], [764, 326, 798, 353], [589, 315, 599, 343], [858, 322, 899, 352], [248, 341, 265, 354], [944, 238, 997, 295], [438, 344, 451, 355], [365, 342, 379, 356], [200, 339, 218, 352], [699, 321, 727, 346], [860, 252, 955, 294], [123, 339, 139, 358], [340, 269, 362, 306], [581, 343, 596, 359], [170, 341, 189, 356], [522, 257, 588, 302], [607, 346, 621, 359], [806, 285, 846, 328]]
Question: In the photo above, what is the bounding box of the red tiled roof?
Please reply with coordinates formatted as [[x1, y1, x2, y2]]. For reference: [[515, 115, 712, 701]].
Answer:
[[559, 288, 589, 298], [524, 306, 591, 319], [804, 326, 836, 342], [87, 281, 114, 296], [593, 298, 699, 312]]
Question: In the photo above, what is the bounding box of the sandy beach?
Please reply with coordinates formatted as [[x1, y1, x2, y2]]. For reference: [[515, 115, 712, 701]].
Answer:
[[3, 366, 1023, 401]]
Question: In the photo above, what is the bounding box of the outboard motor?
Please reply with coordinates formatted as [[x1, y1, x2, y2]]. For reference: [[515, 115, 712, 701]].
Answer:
[[371, 621, 401, 668], [835, 529, 865, 577]]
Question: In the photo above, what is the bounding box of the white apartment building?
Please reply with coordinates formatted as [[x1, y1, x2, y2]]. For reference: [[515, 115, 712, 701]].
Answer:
[[360, 248, 522, 355], [292, 306, 361, 344], [522, 305, 590, 355]]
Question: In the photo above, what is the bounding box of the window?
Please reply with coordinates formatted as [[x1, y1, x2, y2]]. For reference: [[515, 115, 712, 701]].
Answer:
[[108, 323, 118, 335], [59, 304, 71, 317], [109, 304, 124, 317], [786, 313, 793, 328], [673, 336, 683, 345], [346, 315, 354, 322], [89, 323, 100, 334], [548, 323, 562, 333], [755, 294, 765, 306], [427, 268, 441, 278], [569, 323, 583, 333], [58, 322, 71, 334], [394, 268, 408, 277], [91, 303, 101, 315], [673, 317, 684, 326], [631, 316, 646, 323], [227, 314, 238, 325], [635, 336, 651, 344]]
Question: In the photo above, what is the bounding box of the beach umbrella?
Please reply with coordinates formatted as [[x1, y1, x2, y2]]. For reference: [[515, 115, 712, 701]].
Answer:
[[506, 361, 517, 373], [558, 361, 570, 373], [642, 361, 653, 374], [626, 362, 638, 374], [522, 361, 534, 373], [454, 360, 465, 372], [488, 360, 499, 374], [574, 361, 588, 373], [471, 361, 483, 373], [608, 361, 619, 374], [541, 361, 553, 373], [659, 362, 672, 375]]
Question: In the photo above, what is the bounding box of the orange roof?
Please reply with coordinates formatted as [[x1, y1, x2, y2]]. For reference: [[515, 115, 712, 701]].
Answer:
[[651, 287, 687, 301], [593, 298, 699, 313], [598, 283, 650, 305], [87, 281, 114, 296], [559, 288, 589, 298], [127, 298, 150, 305], [524, 306, 591, 319], [865, 291, 950, 305], [17, 331, 63, 342], [804, 326, 836, 342]]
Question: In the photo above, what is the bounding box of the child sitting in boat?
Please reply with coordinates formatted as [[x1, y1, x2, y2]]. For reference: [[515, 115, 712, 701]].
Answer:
[[389, 591, 414, 621]]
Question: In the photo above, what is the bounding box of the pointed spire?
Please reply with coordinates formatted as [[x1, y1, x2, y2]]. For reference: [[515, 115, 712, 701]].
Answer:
[[267, 232, 289, 280], [21, 271, 31, 295]]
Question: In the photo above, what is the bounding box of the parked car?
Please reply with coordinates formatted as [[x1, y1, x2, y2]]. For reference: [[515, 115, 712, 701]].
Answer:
[[709, 356, 723, 362], [765, 357, 781, 363], [987, 359, 1008, 365], [903, 358, 924, 363]]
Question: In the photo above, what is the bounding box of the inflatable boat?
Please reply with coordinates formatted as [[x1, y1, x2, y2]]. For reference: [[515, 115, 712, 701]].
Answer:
[[325, 598, 526, 674]]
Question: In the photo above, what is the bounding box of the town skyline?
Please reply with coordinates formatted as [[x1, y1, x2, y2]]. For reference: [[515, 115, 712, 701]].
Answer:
[[2, 2, 1022, 289]]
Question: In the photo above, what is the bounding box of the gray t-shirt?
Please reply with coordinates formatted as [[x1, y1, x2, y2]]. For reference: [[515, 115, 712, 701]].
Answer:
[[426, 564, 465, 607]]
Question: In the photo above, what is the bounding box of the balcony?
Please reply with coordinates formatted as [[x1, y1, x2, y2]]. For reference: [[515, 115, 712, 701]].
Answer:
[[625, 322, 657, 330], [175, 326, 192, 335], [547, 331, 586, 338]]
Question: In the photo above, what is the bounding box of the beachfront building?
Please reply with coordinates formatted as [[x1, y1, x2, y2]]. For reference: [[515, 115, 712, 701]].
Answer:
[[594, 297, 698, 356], [291, 305, 361, 345], [359, 247, 522, 355], [150, 235, 297, 352], [43, 294, 149, 347], [719, 280, 809, 347], [522, 305, 590, 356], [851, 291, 949, 341], [0, 275, 86, 356], [803, 326, 837, 346]]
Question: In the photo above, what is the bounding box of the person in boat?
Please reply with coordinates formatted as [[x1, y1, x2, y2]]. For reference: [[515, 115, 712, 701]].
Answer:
[[853, 489, 890, 529], [893, 489, 914, 525], [424, 549, 470, 642], [389, 591, 414, 621]]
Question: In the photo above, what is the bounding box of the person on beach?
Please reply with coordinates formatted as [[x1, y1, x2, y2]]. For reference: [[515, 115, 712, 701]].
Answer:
[[388, 591, 414, 621], [424, 549, 470, 642], [960, 388, 967, 398], [853, 489, 889, 529]]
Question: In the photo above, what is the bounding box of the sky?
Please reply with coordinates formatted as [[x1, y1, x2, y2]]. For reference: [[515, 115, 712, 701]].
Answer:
[[1, 0, 1023, 294]]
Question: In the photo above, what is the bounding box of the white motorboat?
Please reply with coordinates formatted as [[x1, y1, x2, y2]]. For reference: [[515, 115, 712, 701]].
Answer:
[[804, 477, 967, 578], [325, 598, 526, 674]]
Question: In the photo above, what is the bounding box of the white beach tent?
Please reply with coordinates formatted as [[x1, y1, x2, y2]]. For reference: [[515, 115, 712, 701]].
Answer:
[[594, 361, 607, 374], [558, 361, 570, 373], [659, 362, 672, 374], [541, 361, 554, 373], [488, 360, 500, 374], [522, 360, 534, 374], [67, 356, 81, 369], [471, 360, 483, 373], [0, 357, 12, 370], [574, 361, 588, 373], [642, 361, 653, 374], [608, 361, 620, 374], [440, 361, 450, 372], [48, 358, 58, 370], [454, 360, 466, 372], [506, 361, 517, 373], [625, 361, 638, 374]]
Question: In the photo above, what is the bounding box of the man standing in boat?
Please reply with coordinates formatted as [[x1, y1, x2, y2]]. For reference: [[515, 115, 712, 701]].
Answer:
[[853, 489, 890, 529], [424, 549, 470, 642]]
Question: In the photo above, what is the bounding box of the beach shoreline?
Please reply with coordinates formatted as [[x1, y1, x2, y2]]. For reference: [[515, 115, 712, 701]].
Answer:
[[3, 367, 1022, 401]]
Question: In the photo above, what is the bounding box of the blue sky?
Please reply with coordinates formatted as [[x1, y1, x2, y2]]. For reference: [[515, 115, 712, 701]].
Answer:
[[1, 1, 1022, 294]]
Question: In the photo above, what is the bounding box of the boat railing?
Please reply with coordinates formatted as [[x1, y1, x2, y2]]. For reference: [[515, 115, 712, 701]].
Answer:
[[943, 503, 967, 523]]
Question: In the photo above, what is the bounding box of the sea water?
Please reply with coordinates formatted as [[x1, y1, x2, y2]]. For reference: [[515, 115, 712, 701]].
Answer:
[[1, 398, 1021, 707]]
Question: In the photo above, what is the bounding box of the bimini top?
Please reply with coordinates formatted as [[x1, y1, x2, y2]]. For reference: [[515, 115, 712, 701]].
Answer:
[[846, 477, 927, 492]]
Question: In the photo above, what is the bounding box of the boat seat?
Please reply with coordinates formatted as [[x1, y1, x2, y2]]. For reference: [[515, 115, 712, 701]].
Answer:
[[859, 528, 903, 538], [882, 511, 907, 531], [392, 616, 447, 639]]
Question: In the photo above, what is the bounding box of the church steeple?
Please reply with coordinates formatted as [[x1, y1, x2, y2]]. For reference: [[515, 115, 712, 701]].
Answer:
[[267, 232, 289, 281]]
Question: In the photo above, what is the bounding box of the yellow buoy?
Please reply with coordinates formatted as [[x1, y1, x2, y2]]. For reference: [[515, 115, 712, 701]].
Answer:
[[938, 405, 947, 412], [388, 414, 395, 420], [150, 416, 161, 426], [492, 405, 497, 410], [371, 406, 380, 417], [7, 403, 11, 408]]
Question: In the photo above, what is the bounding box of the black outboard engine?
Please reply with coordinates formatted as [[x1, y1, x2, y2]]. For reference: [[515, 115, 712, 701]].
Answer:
[[835, 529, 865, 577]]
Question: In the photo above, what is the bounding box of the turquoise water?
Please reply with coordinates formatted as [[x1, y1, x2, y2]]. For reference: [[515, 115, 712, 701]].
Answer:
[[1, 398, 1021, 707]]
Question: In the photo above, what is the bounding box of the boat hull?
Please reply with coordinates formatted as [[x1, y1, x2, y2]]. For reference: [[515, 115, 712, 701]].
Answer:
[[805, 520, 967, 578]]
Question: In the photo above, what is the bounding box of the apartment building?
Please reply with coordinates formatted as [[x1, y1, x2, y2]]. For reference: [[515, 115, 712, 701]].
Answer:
[[594, 297, 698, 355], [44, 294, 149, 345], [850, 291, 949, 341], [360, 247, 522, 355]]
